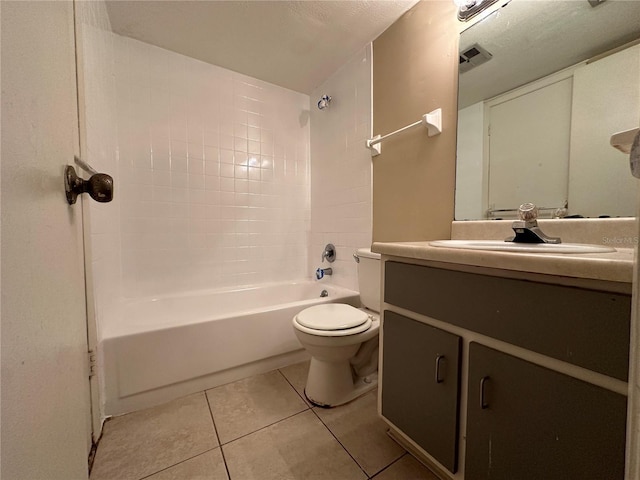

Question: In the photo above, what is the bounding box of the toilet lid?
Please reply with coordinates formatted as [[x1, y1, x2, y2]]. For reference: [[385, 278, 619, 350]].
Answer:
[[296, 304, 369, 331]]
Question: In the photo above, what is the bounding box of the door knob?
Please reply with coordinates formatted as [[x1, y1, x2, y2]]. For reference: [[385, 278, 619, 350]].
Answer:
[[65, 165, 113, 205]]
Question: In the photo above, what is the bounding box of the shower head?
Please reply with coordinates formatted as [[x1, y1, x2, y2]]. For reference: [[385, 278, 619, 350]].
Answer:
[[317, 95, 331, 110]]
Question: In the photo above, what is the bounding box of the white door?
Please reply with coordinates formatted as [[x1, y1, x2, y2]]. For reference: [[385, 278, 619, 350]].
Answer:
[[1, 2, 93, 479], [487, 77, 572, 213], [627, 133, 640, 480]]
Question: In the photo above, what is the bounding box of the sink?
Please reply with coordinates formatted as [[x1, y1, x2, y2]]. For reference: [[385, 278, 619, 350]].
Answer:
[[429, 240, 616, 254]]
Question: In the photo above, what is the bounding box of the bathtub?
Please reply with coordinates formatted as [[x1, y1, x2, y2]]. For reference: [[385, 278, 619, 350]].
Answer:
[[101, 281, 359, 415]]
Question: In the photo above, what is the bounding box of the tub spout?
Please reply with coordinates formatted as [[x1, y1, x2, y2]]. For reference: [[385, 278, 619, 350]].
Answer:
[[316, 267, 332, 280]]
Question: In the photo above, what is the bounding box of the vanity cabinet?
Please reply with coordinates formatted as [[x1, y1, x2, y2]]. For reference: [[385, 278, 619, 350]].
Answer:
[[381, 260, 631, 479], [384, 261, 631, 381], [466, 343, 627, 480], [382, 311, 461, 473]]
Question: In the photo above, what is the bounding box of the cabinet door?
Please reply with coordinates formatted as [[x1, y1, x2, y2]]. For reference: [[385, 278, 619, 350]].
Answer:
[[466, 343, 627, 480], [382, 311, 461, 473]]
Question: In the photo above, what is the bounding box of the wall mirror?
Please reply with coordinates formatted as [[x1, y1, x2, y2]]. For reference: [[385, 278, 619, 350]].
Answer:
[[456, 0, 640, 220]]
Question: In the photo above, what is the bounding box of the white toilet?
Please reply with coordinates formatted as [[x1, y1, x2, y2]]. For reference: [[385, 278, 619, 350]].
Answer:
[[293, 248, 381, 407]]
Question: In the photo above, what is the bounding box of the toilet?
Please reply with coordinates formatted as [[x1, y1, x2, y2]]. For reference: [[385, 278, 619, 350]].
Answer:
[[293, 248, 381, 407]]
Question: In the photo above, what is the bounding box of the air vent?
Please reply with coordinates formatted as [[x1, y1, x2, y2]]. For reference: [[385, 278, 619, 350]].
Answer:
[[459, 43, 493, 73]]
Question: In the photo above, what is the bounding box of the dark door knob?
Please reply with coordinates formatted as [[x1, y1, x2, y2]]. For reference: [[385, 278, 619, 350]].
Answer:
[[65, 165, 113, 205]]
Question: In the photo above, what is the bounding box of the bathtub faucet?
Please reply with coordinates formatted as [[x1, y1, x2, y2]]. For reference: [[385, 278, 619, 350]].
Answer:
[[316, 267, 333, 280], [321, 243, 336, 263]]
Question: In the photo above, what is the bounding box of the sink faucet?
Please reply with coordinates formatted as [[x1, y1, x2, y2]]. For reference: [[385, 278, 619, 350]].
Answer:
[[506, 203, 561, 244]]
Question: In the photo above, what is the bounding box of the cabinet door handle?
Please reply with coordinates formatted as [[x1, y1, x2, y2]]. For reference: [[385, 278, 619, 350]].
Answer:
[[480, 376, 490, 409], [435, 354, 445, 384]]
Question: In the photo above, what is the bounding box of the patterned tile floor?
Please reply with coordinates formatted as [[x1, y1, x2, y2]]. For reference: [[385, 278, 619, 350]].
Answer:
[[90, 361, 439, 480]]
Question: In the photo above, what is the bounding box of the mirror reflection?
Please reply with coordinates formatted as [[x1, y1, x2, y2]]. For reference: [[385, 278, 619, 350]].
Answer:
[[456, 0, 640, 220]]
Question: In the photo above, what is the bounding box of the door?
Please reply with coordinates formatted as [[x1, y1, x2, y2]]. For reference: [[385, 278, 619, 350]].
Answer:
[[466, 343, 627, 480], [1, 2, 93, 479], [381, 311, 461, 473], [487, 77, 572, 213], [626, 126, 640, 480]]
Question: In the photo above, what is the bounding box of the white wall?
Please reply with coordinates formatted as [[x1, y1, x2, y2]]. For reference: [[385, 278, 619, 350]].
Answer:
[[114, 36, 311, 298], [76, 0, 120, 343], [310, 45, 373, 291], [455, 102, 484, 220], [75, 0, 120, 436], [569, 44, 640, 218]]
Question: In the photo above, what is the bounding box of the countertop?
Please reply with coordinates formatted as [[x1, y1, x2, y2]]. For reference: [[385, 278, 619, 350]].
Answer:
[[372, 241, 634, 285]]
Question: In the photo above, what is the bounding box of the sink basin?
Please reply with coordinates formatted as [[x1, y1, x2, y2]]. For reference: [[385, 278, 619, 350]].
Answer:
[[429, 240, 616, 254]]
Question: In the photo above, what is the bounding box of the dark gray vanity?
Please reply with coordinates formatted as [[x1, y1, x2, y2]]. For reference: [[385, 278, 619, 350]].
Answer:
[[375, 243, 633, 480]]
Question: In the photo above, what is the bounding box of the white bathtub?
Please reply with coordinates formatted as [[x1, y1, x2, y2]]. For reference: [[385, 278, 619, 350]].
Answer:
[[101, 281, 359, 415]]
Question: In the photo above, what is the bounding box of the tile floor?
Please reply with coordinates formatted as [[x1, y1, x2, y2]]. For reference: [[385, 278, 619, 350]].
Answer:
[[90, 361, 439, 480]]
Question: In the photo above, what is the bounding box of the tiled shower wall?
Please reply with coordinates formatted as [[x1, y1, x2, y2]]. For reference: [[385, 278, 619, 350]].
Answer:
[[76, 2, 121, 341], [79, 23, 372, 322], [114, 36, 311, 298], [310, 45, 373, 291], [75, 0, 120, 430]]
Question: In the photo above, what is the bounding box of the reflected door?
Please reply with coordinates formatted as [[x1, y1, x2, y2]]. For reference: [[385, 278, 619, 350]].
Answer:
[[487, 77, 572, 213]]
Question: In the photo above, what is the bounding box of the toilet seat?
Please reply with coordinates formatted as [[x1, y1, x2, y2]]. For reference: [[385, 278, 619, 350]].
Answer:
[[294, 304, 372, 337]]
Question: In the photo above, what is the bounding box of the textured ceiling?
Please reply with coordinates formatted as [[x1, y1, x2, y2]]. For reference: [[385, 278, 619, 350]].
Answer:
[[458, 0, 640, 108], [105, 0, 419, 94]]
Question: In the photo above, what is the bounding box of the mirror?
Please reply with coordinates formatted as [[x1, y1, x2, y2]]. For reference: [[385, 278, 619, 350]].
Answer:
[[456, 0, 640, 220]]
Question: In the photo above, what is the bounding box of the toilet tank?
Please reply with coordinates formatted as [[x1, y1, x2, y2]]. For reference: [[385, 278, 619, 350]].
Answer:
[[356, 248, 381, 312]]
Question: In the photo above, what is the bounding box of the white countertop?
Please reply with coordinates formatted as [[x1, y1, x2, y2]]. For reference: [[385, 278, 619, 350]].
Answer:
[[372, 241, 634, 284]]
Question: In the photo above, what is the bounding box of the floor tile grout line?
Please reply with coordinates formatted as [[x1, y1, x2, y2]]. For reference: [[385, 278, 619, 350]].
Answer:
[[277, 366, 402, 478], [136, 447, 220, 480], [310, 407, 371, 479], [366, 439, 407, 479], [218, 406, 311, 447], [204, 391, 232, 480], [276, 367, 311, 406], [368, 452, 410, 479]]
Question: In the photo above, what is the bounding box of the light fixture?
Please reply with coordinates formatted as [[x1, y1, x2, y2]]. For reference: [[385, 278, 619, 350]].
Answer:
[[454, 0, 500, 21]]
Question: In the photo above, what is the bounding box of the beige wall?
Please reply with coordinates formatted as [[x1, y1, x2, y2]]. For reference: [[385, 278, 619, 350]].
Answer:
[[372, 0, 459, 242]]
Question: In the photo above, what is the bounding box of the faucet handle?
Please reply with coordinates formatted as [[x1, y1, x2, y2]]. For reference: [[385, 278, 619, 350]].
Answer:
[[518, 203, 538, 222], [321, 243, 336, 263]]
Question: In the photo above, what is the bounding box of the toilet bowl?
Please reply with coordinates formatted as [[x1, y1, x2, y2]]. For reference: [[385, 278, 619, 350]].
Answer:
[[292, 248, 381, 407]]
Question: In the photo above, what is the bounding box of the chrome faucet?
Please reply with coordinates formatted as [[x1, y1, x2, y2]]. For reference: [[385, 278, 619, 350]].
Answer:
[[316, 267, 333, 280], [506, 203, 561, 244]]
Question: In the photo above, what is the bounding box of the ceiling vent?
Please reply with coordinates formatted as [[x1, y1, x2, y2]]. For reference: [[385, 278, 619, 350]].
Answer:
[[459, 43, 493, 73]]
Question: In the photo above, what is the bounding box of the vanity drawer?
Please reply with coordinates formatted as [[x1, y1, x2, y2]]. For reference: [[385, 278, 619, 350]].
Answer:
[[384, 261, 631, 381]]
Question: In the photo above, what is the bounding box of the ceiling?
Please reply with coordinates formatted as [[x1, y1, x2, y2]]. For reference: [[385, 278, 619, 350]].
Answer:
[[458, 0, 640, 108], [105, 0, 419, 94]]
